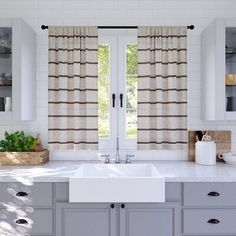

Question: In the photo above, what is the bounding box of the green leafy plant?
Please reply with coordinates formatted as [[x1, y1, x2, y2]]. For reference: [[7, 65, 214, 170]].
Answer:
[[0, 131, 36, 152]]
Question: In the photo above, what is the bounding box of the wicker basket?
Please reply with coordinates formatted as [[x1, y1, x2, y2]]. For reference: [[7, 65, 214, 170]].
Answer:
[[0, 149, 49, 166]]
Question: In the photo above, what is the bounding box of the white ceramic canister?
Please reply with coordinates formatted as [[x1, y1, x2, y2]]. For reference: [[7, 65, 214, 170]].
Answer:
[[195, 141, 216, 165]]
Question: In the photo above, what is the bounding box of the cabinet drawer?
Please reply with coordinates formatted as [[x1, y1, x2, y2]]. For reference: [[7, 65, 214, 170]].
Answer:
[[183, 209, 236, 235], [0, 183, 53, 207], [184, 183, 236, 206], [0, 208, 53, 235]]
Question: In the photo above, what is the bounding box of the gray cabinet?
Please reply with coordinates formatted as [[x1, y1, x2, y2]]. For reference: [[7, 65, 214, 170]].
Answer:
[[183, 182, 236, 236], [119, 203, 180, 236], [0, 182, 54, 236], [2, 180, 236, 236], [56, 203, 117, 236], [56, 202, 179, 236], [55, 183, 181, 236]]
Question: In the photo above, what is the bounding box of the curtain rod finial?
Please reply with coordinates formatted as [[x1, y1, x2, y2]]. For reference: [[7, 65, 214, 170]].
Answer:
[[41, 25, 48, 30], [187, 25, 194, 30]]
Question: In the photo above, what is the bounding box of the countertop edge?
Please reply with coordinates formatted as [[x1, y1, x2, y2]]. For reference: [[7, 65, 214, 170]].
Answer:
[[0, 177, 236, 183]]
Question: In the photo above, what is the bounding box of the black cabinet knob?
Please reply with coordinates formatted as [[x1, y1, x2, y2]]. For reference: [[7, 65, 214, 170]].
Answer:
[[208, 219, 220, 224], [208, 192, 220, 197], [121, 203, 125, 209], [16, 192, 28, 197], [15, 219, 28, 225], [110, 204, 115, 209]]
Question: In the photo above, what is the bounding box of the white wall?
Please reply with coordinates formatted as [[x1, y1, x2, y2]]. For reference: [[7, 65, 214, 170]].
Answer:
[[1, 0, 236, 160]]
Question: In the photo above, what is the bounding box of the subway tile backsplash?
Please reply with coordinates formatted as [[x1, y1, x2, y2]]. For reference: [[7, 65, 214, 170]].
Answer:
[[1, 0, 236, 160]]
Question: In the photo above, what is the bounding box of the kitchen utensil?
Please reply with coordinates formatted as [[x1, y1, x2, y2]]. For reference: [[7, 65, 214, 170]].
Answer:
[[202, 135, 212, 141], [195, 135, 199, 142], [196, 131, 203, 141]]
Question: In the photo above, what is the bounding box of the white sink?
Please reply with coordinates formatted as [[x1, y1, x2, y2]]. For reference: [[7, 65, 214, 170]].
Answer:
[[69, 164, 165, 203]]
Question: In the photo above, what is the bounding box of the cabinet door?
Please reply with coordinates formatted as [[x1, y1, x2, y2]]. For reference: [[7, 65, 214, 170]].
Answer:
[[12, 18, 36, 121], [56, 203, 117, 236], [119, 203, 179, 236], [201, 18, 225, 120], [0, 18, 36, 121]]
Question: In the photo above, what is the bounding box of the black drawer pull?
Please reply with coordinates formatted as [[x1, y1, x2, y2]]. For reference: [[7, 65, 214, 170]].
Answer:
[[208, 192, 220, 197], [15, 219, 28, 225], [110, 204, 115, 209], [16, 192, 28, 197], [208, 219, 220, 224], [121, 203, 125, 209]]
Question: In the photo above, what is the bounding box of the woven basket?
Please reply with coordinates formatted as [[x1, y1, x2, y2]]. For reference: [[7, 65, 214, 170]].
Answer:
[[0, 149, 49, 166]]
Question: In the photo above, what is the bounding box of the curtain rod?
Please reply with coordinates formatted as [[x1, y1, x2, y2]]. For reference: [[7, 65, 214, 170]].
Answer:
[[41, 25, 194, 30]]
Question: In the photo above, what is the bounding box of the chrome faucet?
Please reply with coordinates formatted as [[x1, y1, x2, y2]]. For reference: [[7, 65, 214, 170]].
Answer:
[[125, 154, 134, 164], [103, 137, 135, 164], [102, 137, 120, 164], [115, 137, 120, 163], [102, 154, 110, 164]]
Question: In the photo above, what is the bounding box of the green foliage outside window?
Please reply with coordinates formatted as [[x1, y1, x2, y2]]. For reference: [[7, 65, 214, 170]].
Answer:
[[98, 45, 110, 138]]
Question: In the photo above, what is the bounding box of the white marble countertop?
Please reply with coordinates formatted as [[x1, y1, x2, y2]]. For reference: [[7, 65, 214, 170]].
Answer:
[[0, 161, 236, 182]]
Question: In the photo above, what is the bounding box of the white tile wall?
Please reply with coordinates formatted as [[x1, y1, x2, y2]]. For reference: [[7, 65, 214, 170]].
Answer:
[[0, 0, 236, 160]]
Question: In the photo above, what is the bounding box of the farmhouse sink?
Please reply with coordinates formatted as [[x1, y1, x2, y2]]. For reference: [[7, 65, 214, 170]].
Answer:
[[69, 163, 165, 203]]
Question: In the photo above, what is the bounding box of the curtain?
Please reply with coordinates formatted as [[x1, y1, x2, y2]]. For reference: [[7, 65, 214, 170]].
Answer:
[[137, 26, 187, 150], [48, 27, 98, 150]]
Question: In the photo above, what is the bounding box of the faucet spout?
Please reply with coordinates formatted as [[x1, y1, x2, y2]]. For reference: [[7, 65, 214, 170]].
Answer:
[[115, 137, 120, 163]]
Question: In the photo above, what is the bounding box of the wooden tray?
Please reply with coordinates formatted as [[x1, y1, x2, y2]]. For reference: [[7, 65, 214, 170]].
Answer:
[[0, 149, 49, 166], [188, 131, 231, 162]]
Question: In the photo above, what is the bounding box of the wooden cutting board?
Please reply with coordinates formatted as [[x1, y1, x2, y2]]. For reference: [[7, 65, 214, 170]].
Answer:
[[188, 131, 231, 161]]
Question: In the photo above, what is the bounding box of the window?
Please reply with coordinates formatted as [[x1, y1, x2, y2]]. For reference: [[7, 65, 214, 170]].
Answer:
[[125, 45, 137, 139], [98, 30, 137, 150], [98, 44, 110, 138]]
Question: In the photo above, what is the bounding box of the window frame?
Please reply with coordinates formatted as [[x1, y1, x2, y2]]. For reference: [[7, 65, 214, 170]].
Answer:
[[98, 29, 137, 151]]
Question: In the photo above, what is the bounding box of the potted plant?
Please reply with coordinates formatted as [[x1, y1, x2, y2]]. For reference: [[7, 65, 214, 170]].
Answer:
[[0, 131, 49, 165]]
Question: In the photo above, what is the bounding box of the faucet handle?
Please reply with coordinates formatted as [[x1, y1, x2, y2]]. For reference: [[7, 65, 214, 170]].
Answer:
[[101, 154, 110, 164], [125, 154, 135, 164]]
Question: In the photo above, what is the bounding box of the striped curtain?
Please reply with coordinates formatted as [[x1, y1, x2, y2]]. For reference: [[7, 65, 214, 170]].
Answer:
[[137, 26, 187, 150], [48, 27, 98, 150]]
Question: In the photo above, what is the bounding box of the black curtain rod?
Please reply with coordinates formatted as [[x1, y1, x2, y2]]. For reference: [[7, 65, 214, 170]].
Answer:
[[41, 25, 194, 30]]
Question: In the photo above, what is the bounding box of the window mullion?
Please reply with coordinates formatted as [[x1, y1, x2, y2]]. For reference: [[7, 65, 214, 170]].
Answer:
[[110, 36, 118, 149], [117, 36, 127, 150]]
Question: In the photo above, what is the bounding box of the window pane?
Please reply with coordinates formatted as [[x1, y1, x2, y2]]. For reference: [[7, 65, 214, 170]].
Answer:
[[126, 45, 137, 139], [98, 108, 110, 138], [98, 45, 110, 138], [126, 45, 138, 75], [126, 109, 137, 139]]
